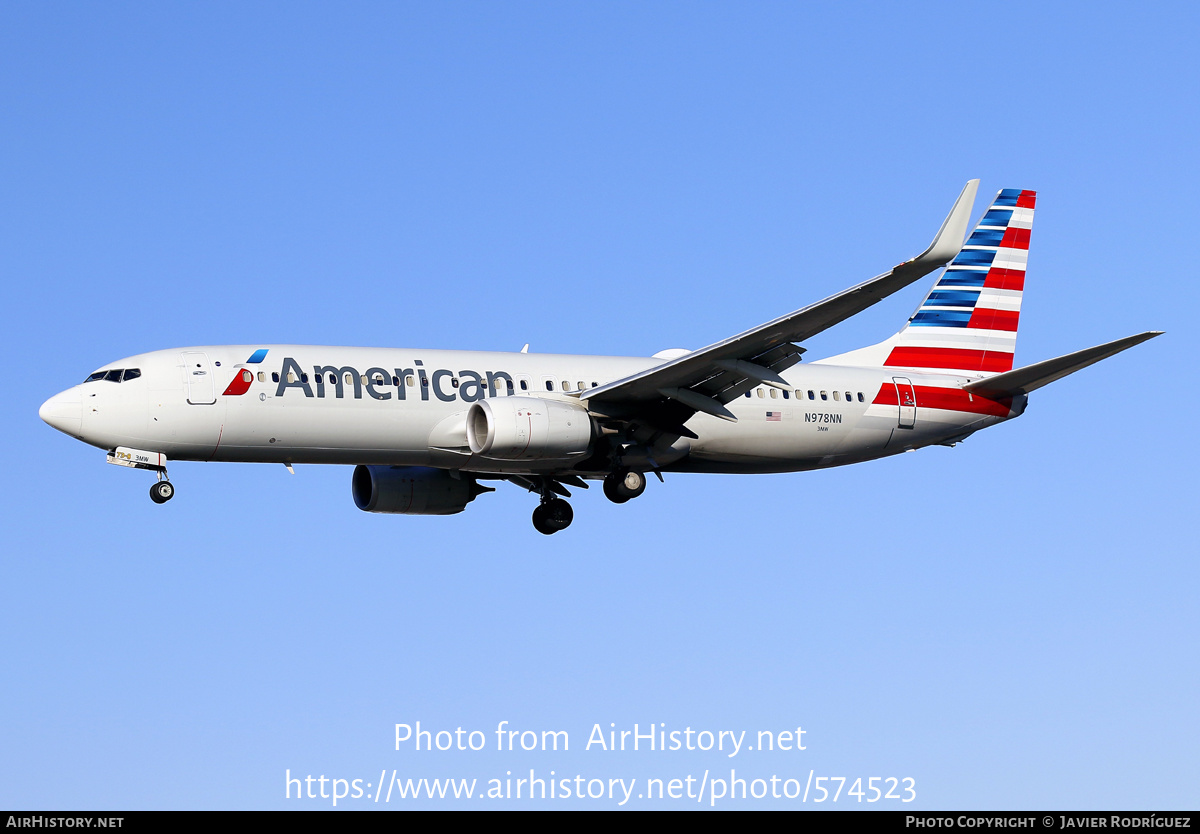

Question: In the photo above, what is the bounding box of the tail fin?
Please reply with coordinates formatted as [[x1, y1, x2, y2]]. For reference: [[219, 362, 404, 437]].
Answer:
[[820, 188, 1036, 377]]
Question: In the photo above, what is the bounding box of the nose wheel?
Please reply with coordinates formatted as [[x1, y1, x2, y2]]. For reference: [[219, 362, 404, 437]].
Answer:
[[532, 497, 573, 534], [150, 480, 175, 504]]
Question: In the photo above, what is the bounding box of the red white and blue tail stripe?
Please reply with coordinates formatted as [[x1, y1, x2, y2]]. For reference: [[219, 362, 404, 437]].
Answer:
[[816, 188, 1035, 377], [882, 188, 1035, 375]]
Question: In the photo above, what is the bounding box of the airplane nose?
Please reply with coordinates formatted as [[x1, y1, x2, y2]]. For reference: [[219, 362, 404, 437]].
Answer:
[[39, 388, 82, 436]]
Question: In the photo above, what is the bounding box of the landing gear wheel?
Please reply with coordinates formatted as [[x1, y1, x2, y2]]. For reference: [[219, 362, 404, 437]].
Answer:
[[603, 469, 647, 504], [532, 498, 573, 534], [149, 481, 174, 504]]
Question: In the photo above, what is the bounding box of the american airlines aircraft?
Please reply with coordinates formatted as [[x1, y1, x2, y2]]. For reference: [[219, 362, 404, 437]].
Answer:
[[39, 181, 1160, 533]]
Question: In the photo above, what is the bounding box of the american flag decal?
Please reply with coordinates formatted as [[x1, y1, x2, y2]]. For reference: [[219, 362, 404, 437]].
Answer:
[[766, 411, 782, 421]]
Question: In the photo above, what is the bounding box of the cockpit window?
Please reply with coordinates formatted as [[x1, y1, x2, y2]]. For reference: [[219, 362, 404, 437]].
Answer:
[[85, 368, 139, 383]]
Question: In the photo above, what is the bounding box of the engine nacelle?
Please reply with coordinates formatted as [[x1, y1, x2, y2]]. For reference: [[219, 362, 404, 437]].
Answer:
[[466, 397, 593, 461], [351, 465, 490, 515]]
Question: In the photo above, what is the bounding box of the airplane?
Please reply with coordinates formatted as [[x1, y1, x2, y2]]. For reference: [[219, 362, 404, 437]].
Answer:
[[39, 180, 1161, 534]]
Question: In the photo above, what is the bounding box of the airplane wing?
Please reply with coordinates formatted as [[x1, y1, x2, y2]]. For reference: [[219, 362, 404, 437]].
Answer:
[[580, 179, 980, 432], [963, 331, 1163, 399]]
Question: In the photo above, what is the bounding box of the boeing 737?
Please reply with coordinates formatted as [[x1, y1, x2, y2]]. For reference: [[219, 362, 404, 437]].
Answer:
[[39, 181, 1160, 533]]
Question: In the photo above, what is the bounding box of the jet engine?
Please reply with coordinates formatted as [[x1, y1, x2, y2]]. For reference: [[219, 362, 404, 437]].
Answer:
[[351, 465, 492, 515], [466, 397, 593, 461]]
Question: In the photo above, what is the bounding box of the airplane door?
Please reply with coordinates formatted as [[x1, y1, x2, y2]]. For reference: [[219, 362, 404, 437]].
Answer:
[[182, 351, 217, 405], [892, 376, 916, 429]]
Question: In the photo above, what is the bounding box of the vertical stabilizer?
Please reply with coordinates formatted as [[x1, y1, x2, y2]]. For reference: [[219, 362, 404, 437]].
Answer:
[[819, 188, 1036, 377]]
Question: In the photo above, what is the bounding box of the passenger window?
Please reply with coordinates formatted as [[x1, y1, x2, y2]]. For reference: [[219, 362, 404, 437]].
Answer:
[[122, 368, 141, 381], [407, 375, 415, 387], [833, 391, 840, 401], [820, 391, 828, 401], [272, 372, 280, 383], [241, 370, 252, 383], [857, 392, 864, 402], [392, 376, 399, 386], [346, 373, 354, 385], [591, 382, 598, 388], [577, 381, 585, 391], [782, 390, 789, 399], [756, 388, 765, 398], [287, 372, 295, 383], [301, 373, 309, 383], [770, 388, 778, 399], [562, 380, 572, 392], [808, 390, 815, 400], [257, 372, 265, 383], [451, 377, 460, 388], [745, 391, 751, 398], [546, 380, 554, 391], [845, 391, 852, 401], [506, 379, 514, 392], [520, 380, 528, 391]]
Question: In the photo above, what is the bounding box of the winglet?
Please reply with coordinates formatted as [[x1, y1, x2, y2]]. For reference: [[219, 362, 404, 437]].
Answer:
[[912, 179, 979, 267]]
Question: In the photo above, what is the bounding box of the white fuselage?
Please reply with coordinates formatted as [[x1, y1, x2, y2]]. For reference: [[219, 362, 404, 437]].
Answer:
[[44, 345, 1024, 476]]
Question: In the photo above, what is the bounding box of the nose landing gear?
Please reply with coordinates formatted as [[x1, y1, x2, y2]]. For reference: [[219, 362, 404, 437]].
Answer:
[[149, 479, 175, 504], [106, 447, 174, 504], [149, 467, 174, 505]]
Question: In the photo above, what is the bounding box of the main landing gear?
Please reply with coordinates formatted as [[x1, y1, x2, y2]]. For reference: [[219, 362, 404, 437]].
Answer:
[[523, 469, 650, 534], [603, 469, 646, 504], [532, 497, 573, 535]]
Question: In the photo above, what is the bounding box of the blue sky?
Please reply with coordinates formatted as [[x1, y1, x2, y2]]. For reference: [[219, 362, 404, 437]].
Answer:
[[2, 2, 1197, 809]]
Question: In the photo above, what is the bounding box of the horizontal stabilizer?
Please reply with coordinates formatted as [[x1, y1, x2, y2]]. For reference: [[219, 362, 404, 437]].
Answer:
[[963, 331, 1162, 398]]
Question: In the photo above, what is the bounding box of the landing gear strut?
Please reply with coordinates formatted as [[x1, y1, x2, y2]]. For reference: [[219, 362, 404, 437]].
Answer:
[[532, 497, 573, 535], [603, 469, 646, 504]]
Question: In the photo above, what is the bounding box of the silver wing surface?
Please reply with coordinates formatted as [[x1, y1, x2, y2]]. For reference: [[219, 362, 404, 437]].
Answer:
[[580, 179, 980, 434]]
